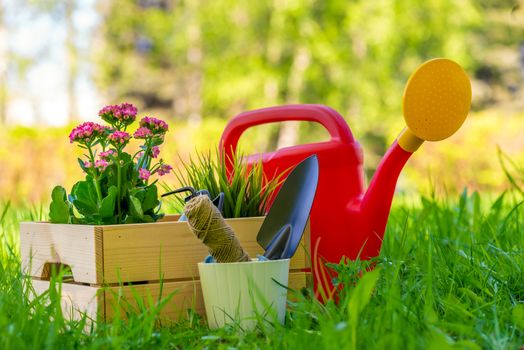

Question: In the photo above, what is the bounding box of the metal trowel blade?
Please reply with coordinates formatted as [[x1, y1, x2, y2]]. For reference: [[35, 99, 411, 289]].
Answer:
[[256, 155, 319, 259]]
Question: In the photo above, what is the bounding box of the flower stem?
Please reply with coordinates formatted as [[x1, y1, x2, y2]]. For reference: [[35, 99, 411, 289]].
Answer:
[[87, 145, 103, 205], [117, 159, 122, 223], [137, 139, 151, 174]]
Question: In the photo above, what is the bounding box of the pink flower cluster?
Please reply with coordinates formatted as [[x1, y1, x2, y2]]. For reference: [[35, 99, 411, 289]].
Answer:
[[69, 122, 107, 144], [139, 117, 169, 134], [157, 164, 172, 176], [108, 131, 131, 145], [138, 163, 172, 181], [83, 159, 109, 171], [136, 145, 160, 160], [133, 127, 152, 139], [95, 159, 109, 170], [152, 146, 160, 158], [99, 149, 116, 160], [72, 103, 172, 183], [99, 103, 138, 126], [139, 168, 150, 181]]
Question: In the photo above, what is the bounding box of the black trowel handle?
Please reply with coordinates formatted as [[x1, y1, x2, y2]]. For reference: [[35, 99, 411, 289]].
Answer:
[[161, 186, 198, 198], [162, 186, 225, 221]]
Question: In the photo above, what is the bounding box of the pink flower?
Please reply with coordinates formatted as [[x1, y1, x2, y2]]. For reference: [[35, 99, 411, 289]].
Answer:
[[157, 164, 172, 176], [95, 159, 109, 170], [139, 168, 150, 181], [133, 127, 152, 139], [69, 122, 107, 144], [99, 149, 116, 160], [82, 160, 93, 173], [108, 131, 131, 145], [99, 103, 137, 127], [151, 146, 160, 158], [119, 103, 138, 119], [139, 116, 169, 135]]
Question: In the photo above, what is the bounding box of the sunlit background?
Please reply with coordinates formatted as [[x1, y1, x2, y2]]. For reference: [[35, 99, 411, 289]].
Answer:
[[1, 0, 524, 204]]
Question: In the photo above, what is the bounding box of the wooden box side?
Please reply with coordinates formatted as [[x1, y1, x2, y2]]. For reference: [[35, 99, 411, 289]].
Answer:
[[31, 279, 104, 322], [103, 271, 309, 321], [29, 272, 309, 323], [20, 222, 103, 285], [101, 217, 310, 284]]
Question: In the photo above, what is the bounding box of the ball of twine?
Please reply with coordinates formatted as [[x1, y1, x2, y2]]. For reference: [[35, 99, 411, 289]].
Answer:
[[184, 195, 250, 263]]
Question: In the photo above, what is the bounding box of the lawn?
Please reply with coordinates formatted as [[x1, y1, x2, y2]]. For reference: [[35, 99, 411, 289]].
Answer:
[[0, 190, 522, 349]]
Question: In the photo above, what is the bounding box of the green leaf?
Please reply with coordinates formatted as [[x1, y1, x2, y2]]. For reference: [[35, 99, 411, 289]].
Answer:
[[142, 185, 159, 212], [513, 303, 524, 330], [77, 158, 88, 173], [233, 180, 248, 218], [100, 186, 118, 219], [73, 199, 98, 216], [124, 216, 138, 224], [49, 186, 71, 224], [71, 180, 98, 207], [142, 214, 154, 223], [129, 187, 144, 198], [129, 195, 144, 220], [347, 268, 381, 348], [101, 216, 118, 225]]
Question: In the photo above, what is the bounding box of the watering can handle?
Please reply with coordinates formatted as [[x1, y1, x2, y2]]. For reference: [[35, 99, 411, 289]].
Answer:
[[220, 104, 355, 161]]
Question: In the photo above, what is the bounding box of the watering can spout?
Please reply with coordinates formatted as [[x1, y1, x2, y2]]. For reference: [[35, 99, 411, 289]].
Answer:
[[358, 58, 472, 259], [359, 140, 413, 258]]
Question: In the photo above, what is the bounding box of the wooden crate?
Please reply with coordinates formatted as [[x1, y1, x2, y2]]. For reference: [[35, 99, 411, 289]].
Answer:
[[30, 272, 309, 323], [21, 215, 311, 322]]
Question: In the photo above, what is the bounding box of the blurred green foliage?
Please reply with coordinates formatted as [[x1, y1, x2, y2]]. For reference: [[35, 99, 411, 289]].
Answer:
[[96, 0, 486, 146], [2, 111, 524, 205], [2, 0, 524, 204]]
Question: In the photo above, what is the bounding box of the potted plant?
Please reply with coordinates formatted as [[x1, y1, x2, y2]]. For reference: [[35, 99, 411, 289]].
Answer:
[[170, 150, 276, 219], [20, 104, 310, 324], [49, 103, 171, 225]]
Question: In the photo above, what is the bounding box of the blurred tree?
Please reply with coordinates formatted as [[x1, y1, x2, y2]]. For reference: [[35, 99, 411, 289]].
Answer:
[[96, 0, 483, 160], [0, 3, 7, 125]]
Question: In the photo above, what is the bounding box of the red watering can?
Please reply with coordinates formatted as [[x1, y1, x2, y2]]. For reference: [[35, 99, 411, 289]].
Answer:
[[219, 58, 472, 298]]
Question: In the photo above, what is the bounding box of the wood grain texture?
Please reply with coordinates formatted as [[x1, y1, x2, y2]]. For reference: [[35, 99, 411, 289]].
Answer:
[[20, 216, 310, 285], [29, 272, 309, 322], [31, 279, 102, 322], [101, 217, 309, 284], [20, 222, 101, 284], [104, 279, 205, 320]]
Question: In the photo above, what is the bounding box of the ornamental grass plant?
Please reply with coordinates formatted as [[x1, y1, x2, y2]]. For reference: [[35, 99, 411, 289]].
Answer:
[[171, 150, 283, 218]]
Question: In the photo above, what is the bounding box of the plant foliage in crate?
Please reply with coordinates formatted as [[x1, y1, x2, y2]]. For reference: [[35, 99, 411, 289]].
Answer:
[[171, 150, 282, 218]]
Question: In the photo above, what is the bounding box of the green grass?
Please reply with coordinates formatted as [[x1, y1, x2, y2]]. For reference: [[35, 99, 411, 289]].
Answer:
[[0, 190, 523, 349]]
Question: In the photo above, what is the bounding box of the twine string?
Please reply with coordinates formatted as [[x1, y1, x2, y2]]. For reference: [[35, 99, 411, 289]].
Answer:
[[184, 195, 250, 263]]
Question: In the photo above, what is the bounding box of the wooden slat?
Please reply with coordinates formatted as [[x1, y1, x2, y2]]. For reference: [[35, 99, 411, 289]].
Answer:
[[21, 217, 310, 285], [20, 222, 101, 284], [101, 217, 309, 284], [105, 272, 308, 321], [104, 279, 205, 321], [31, 279, 102, 322], [29, 272, 309, 323]]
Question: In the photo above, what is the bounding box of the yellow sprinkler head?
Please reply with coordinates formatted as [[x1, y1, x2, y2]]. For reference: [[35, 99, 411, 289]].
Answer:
[[398, 58, 472, 152]]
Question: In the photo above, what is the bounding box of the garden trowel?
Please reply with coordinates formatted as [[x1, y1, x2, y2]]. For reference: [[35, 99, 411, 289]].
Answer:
[[257, 155, 319, 260]]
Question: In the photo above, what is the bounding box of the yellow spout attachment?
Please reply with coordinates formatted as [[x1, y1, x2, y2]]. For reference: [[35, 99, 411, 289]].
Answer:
[[398, 58, 472, 152]]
